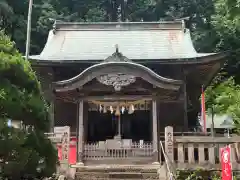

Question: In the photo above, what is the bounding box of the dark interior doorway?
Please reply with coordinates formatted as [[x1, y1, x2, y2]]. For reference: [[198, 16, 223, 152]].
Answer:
[[121, 110, 151, 141], [87, 110, 151, 143], [87, 111, 116, 142]]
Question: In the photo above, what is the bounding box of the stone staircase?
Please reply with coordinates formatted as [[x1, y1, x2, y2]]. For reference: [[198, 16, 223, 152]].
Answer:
[[73, 164, 167, 180]]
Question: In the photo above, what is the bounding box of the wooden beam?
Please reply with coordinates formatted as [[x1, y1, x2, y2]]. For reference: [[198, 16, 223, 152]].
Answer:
[[55, 95, 184, 103], [79, 95, 184, 102], [79, 95, 153, 101]]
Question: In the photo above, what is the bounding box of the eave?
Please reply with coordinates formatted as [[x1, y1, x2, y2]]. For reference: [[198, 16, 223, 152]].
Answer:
[[29, 52, 226, 67]]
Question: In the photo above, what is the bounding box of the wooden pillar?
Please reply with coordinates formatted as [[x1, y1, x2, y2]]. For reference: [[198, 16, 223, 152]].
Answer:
[[83, 102, 88, 145], [39, 67, 54, 132], [183, 75, 188, 132], [152, 100, 159, 164], [157, 102, 161, 164], [49, 100, 55, 132], [47, 78, 55, 132], [77, 100, 84, 166], [38, 66, 55, 132], [76, 102, 79, 162]]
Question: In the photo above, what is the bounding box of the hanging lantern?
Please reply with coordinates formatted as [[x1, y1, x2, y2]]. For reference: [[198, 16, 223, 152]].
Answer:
[[121, 106, 125, 114], [128, 104, 135, 114], [103, 106, 107, 113], [115, 106, 120, 116], [131, 104, 135, 112], [128, 106, 132, 114], [110, 106, 113, 114], [99, 104, 103, 113]]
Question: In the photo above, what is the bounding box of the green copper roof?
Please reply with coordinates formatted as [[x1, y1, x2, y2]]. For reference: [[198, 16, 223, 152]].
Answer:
[[29, 21, 217, 62]]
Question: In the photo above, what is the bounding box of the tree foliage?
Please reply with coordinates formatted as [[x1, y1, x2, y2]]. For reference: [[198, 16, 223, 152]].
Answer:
[[0, 31, 58, 179], [0, 31, 49, 130], [177, 169, 238, 180], [1, 0, 217, 54], [205, 77, 240, 131], [0, 0, 235, 57], [0, 120, 58, 179], [202, 0, 240, 131], [0, 0, 13, 25], [211, 0, 240, 81]]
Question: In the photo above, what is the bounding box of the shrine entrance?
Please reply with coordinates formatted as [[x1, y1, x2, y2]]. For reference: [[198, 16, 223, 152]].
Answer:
[[87, 111, 116, 142], [53, 51, 183, 165], [87, 108, 152, 143], [33, 20, 226, 167], [121, 110, 151, 141]]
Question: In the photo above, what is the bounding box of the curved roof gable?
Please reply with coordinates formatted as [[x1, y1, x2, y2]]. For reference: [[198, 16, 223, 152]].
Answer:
[[30, 21, 216, 62], [54, 53, 182, 92]]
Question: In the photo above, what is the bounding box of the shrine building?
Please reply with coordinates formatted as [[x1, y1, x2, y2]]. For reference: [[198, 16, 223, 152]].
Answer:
[[29, 20, 226, 165]]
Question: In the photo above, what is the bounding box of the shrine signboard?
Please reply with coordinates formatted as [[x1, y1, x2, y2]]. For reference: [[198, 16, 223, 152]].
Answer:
[[165, 126, 174, 162], [54, 126, 70, 163]]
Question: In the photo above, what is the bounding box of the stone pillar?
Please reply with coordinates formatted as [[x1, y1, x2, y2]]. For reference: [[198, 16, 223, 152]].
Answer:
[[54, 126, 70, 170], [61, 126, 70, 165], [152, 100, 159, 164], [77, 100, 84, 166], [165, 126, 174, 163]]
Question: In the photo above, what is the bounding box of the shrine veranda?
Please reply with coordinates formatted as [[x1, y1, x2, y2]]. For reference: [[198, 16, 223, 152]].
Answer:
[[30, 20, 226, 165]]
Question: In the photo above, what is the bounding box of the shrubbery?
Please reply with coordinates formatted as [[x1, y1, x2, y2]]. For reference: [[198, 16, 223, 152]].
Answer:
[[176, 169, 237, 180], [0, 31, 58, 179]]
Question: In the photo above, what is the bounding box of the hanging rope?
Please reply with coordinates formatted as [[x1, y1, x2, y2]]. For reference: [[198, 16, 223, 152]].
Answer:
[[89, 99, 150, 115], [89, 99, 149, 107]]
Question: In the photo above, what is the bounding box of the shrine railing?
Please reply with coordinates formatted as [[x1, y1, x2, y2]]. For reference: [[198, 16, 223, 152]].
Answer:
[[45, 126, 240, 170], [84, 142, 153, 160], [175, 136, 239, 167], [163, 128, 240, 170]]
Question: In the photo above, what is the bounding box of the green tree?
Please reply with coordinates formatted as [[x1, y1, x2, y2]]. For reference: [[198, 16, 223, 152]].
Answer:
[[1, 0, 218, 55], [0, 31, 49, 130], [0, 0, 13, 20], [211, 0, 240, 81], [205, 77, 240, 131], [0, 31, 58, 179]]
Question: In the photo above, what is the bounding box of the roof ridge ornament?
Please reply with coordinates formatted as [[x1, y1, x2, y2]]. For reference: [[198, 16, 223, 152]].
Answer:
[[115, 44, 119, 53], [104, 45, 131, 62]]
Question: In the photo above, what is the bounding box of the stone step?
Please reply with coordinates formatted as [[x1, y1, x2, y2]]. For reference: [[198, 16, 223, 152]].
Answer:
[[75, 173, 159, 179], [76, 168, 159, 173], [74, 165, 165, 180]]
